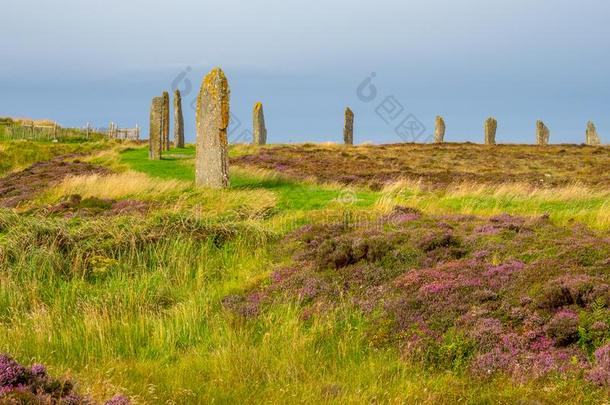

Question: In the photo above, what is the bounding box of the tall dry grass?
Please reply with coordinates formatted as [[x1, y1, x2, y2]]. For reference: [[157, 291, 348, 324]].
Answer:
[[376, 180, 610, 230]]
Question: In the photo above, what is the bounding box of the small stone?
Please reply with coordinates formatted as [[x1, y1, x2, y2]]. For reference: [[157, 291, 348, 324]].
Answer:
[[344, 107, 354, 145], [149, 96, 163, 160], [195, 67, 230, 188], [484, 117, 497, 145], [536, 120, 550, 146], [252, 102, 267, 145], [435, 116, 445, 143], [162, 91, 170, 151], [174, 90, 185, 148], [586, 121, 601, 145]]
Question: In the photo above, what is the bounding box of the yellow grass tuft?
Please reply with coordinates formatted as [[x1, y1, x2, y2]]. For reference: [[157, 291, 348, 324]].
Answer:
[[50, 171, 188, 200], [41, 171, 278, 220], [375, 180, 610, 230]]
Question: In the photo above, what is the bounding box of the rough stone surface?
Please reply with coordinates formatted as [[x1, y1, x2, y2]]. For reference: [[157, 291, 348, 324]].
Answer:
[[149, 96, 163, 160], [435, 116, 445, 143], [344, 107, 354, 145], [252, 102, 267, 145], [174, 90, 185, 148], [586, 121, 601, 146], [484, 117, 497, 145], [195, 67, 230, 188], [162, 91, 170, 151], [536, 120, 550, 146]]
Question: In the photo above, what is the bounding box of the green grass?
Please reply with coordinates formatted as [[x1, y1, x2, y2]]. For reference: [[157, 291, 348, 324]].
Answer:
[[120, 146, 378, 211], [0, 142, 608, 403]]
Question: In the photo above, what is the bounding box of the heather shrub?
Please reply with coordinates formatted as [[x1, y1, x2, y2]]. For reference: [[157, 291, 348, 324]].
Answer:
[[227, 210, 610, 385], [417, 231, 460, 252], [537, 275, 607, 310], [587, 344, 610, 386], [0, 354, 128, 404], [315, 234, 395, 270], [546, 310, 580, 346]]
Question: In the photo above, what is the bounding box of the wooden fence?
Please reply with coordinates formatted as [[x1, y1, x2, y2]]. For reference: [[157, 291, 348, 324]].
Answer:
[[0, 122, 140, 142], [102, 122, 140, 140], [0, 124, 100, 141]]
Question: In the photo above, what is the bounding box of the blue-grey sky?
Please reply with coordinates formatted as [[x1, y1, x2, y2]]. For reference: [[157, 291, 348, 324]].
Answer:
[[1, 0, 609, 144]]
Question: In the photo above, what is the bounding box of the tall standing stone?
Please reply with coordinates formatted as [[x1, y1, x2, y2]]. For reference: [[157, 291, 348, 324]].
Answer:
[[343, 107, 354, 145], [536, 120, 550, 146], [195, 67, 230, 188], [434, 116, 445, 143], [174, 90, 185, 148], [586, 121, 601, 145], [162, 91, 170, 151], [149, 96, 163, 160], [252, 102, 267, 145], [484, 117, 497, 145]]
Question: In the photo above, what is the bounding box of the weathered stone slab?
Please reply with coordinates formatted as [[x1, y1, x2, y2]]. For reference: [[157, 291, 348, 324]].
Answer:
[[586, 121, 601, 145], [435, 116, 445, 144], [162, 91, 170, 151], [174, 90, 185, 148], [252, 102, 267, 145], [484, 117, 497, 145], [195, 68, 230, 188], [344, 107, 354, 145], [536, 120, 550, 146], [149, 96, 163, 160]]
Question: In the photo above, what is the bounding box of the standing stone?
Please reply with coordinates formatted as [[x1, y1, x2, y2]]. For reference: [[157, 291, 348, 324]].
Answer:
[[252, 102, 267, 145], [162, 91, 170, 151], [484, 117, 497, 145], [149, 96, 163, 160], [174, 90, 185, 148], [586, 121, 601, 145], [343, 107, 354, 145], [195, 67, 230, 188], [536, 120, 550, 146], [434, 116, 445, 143]]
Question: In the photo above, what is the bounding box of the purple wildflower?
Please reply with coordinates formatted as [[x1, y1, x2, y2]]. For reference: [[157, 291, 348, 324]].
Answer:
[[586, 344, 610, 386], [104, 394, 131, 405], [594, 344, 610, 369], [0, 354, 29, 387], [30, 363, 47, 378]]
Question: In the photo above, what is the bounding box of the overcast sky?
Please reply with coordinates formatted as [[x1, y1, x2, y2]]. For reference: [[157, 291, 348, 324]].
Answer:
[[1, 0, 609, 144]]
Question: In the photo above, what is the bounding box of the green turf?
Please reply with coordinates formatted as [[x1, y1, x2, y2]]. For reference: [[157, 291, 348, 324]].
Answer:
[[119, 146, 379, 211]]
